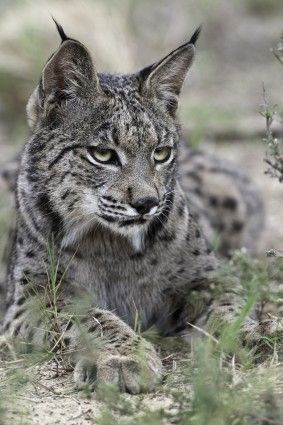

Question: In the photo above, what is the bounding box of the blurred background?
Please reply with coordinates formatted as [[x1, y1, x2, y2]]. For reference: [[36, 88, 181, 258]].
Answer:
[[0, 0, 282, 279]]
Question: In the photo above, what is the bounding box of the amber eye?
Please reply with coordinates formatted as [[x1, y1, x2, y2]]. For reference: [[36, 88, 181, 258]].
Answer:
[[88, 147, 120, 165], [153, 147, 172, 163], [92, 148, 112, 162]]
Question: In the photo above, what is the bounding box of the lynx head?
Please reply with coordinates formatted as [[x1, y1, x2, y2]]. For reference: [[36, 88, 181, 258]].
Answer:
[[23, 22, 200, 248]]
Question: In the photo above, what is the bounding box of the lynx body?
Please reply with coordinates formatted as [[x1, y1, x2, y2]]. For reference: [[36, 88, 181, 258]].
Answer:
[[1, 24, 264, 393]]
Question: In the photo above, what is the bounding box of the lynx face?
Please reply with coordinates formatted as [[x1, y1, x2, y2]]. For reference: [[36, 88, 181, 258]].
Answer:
[[23, 24, 198, 246], [73, 90, 179, 232]]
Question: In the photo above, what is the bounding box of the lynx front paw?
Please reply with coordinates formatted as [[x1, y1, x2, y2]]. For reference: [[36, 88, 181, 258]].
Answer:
[[73, 341, 162, 394]]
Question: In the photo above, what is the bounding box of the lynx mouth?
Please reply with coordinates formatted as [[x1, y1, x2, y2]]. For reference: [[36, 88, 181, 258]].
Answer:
[[99, 213, 149, 226], [95, 193, 174, 228]]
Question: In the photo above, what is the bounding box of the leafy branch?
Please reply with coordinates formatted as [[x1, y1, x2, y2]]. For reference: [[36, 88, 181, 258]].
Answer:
[[260, 34, 283, 183], [260, 86, 283, 182]]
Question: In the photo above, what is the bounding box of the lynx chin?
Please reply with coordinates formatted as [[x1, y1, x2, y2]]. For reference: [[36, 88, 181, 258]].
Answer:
[[1, 22, 265, 393]]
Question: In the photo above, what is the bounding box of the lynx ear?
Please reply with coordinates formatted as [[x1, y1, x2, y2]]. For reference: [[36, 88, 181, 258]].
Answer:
[[26, 22, 99, 129], [139, 26, 201, 115], [42, 38, 97, 101]]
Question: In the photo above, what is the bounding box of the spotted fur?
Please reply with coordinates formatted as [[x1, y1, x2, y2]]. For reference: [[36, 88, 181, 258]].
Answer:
[[0, 25, 266, 393], [179, 146, 264, 256]]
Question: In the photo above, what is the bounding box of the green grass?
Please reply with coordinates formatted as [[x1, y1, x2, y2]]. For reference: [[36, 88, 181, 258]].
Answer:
[[0, 247, 282, 424], [94, 252, 283, 425], [244, 0, 283, 15]]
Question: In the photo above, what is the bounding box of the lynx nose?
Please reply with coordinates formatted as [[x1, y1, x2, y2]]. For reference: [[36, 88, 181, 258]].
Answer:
[[131, 197, 159, 215]]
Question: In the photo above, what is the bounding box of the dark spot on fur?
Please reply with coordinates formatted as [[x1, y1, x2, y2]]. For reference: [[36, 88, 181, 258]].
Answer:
[[20, 277, 29, 286], [120, 334, 130, 342], [26, 251, 35, 258], [177, 267, 185, 274], [101, 215, 117, 223], [216, 223, 225, 232], [59, 171, 71, 183], [159, 230, 175, 243], [93, 181, 106, 189], [209, 196, 219, 207], [186, 171, 202, 183], [150, 258, 158, 266], [209, 167, 219, 173], [3, 321, 11, 331], [14, 323, 22, 336], [232, 220, 244, 233], [103, 196, 117, 203], [222, 197, 237, 211], [14, 309, 25, 320], [113, 205, 125, 211], [61, 190, 70, 200], [189, 212, 199, 220], [195, 229, 201, 238], [127, 187, 133, 200], [192, 249, 200, 256], [112, 128, 119, 145], [37, 193, 62, 235], [17, 297, 26, 306], [27, 328, 34, 341], [26, 164, 39, 182], [194, 187, 202, 195], [67, 200, 77, 210], [204, 265, 215, 272], [196, 163, 205, 171]]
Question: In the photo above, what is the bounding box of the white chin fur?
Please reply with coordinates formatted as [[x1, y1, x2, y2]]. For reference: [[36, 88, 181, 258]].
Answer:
[[61, 192, 148, 251], [61, 212, 147, 251], [128, 227, 145, 253]]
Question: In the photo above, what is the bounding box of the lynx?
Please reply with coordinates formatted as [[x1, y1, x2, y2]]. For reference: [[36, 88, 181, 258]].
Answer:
[[1, 23, 266, 393]]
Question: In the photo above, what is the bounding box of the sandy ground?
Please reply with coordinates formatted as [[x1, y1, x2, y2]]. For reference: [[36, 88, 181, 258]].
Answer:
[[0, 357, 176, 425]]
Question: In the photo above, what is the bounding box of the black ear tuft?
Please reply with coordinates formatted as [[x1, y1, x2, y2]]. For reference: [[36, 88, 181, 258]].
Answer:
[[189, 25, 202, 46], [52, 17, 68, 43]]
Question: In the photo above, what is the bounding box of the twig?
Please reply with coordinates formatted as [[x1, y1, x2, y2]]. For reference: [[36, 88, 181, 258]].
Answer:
[[185, 322, 219, 343]]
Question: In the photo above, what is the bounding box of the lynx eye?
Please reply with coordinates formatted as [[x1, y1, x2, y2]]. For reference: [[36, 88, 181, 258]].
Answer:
[[87, 147, 119, 165], [153, 147, 172, 163]]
